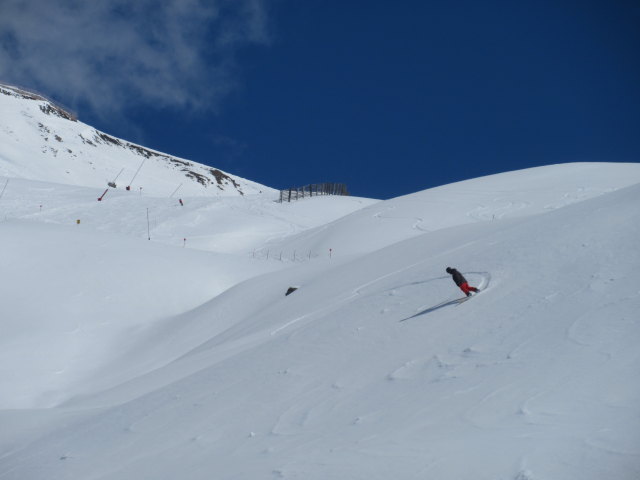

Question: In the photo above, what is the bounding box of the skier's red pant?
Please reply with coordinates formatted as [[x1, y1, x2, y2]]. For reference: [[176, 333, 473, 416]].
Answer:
[[460, 282, 478, 296]]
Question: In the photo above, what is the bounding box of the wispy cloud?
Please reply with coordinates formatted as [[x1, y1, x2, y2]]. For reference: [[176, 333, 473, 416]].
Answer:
[[0, 0, 271, 115]]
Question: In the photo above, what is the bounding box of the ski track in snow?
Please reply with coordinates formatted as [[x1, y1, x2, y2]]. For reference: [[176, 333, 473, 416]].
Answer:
[[466, 198, 532, 221]]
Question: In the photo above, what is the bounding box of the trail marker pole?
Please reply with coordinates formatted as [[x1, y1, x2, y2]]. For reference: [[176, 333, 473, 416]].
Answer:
[[146, 208, 151, 240]]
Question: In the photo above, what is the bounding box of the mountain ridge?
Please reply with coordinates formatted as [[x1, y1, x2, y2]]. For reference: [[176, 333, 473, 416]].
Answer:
[[0, 83, 273, 197]]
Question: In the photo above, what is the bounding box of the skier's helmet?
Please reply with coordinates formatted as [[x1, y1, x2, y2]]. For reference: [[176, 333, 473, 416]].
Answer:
[[446, 267, 453, 274]]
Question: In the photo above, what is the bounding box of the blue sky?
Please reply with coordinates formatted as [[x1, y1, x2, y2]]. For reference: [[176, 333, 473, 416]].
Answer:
[[1, 0, 639, 199]]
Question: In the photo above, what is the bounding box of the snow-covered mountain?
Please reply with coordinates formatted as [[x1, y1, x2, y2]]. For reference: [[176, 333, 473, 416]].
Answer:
[[1, 156, 640, 478], [0, 83, 272, 196]]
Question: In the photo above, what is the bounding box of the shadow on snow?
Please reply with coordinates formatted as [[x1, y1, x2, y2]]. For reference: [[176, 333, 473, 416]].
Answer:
[[399, 297, 468, 322]]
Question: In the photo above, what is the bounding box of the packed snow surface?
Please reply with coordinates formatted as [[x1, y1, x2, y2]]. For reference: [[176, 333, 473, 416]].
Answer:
[[1, 162, 640, 480]]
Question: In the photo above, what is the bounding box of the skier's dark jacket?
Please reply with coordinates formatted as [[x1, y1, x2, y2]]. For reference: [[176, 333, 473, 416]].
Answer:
[[446, 267, 467, 286]]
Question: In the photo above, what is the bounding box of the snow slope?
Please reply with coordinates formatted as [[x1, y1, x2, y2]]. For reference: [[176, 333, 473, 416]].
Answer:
[[1, 162, 640, 480], [0, 84, 273, 197], [260, 162, 640, 257]]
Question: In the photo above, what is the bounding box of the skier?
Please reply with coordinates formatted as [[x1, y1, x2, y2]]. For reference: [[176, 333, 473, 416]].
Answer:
[[446, 267, 479, 297]]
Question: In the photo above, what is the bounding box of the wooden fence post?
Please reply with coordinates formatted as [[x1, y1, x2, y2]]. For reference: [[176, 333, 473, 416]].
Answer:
[[279, 183, 349, 203]]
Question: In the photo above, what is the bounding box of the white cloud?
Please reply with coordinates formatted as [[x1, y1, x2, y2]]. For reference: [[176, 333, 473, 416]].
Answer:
[[0, 0, 271, 115]]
